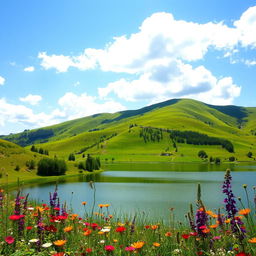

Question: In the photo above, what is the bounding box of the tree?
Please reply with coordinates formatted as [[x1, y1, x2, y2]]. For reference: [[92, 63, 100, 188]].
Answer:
[[37, 158, 67, 176], [215, 157, 221, 164], [247, 151, 253, 158], [229, 156, 236, 162], [26, 159, 36, 170], [68, 153, 75, 161], [198, 150, 208, 159]]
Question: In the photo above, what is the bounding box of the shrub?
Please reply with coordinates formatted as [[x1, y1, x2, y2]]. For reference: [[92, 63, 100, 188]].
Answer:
[[14, 165, 20, 171], [198, 150, 208, 159], [37, 158, 67, 176], [229, 156, 236, 162], [247, 151, 253, 158]]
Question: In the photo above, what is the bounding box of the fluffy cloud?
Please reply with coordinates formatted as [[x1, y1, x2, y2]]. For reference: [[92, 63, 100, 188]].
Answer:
[[24, 66, 35, 72], [99, 59, 241, 105], [0, 98, 61, 129], [0, 93, 126, 133], [58, 92, 126, 120], [0, 76, 5, 85], [38, 6, 256, 104], [38, 50, 97, 73], [19, 94, 42, 105]]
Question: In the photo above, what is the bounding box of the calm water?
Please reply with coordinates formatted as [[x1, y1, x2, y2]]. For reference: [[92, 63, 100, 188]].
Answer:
[[22, 163, 256, 221]]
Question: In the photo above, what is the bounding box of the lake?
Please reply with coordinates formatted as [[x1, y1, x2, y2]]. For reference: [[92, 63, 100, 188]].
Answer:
[[22, 163, 256, 222]]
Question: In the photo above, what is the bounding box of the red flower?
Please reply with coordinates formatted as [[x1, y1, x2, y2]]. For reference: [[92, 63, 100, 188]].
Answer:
[[190, 232, 198, 236], [236, 253, 251, 256], [105, 245, 115, 252], [52, 253, 65, 256], [5, 236, 15, 244], [9, 215, 24, 220], [26, 226, 33, 230], [144, 225, 150, 229], [91, 223, 98, 230], [85, 248, 92, 254], [197, 252, 204, 256], [115, 226, 126, 233], [45, 225, 57, 232], [182, 234, 190, 239]]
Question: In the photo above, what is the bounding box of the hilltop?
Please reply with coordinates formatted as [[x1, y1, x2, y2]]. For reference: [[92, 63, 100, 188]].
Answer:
[[1, 98, 256, 164]]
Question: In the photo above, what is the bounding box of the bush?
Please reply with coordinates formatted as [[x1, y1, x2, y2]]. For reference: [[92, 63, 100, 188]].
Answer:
[[247, 151, 253, 158], [14, 165, 20, 171], [215, 157, 221, 164], [26, 159, 36, 170], [198, 150, 208, 159], [86, 154, 101, 172], [37, 158, 67, 176], [229, 156, 236, 162]]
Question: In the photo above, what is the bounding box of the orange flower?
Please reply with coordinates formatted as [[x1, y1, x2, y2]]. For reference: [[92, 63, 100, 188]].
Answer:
[[206, 210, 218, 218], [151, 225, 158, 230], [71, 214, 79, 220], [98, 204, 104, 208], [248, 237, 256, 243], [64, 226, 73, 232], [202, 228, 210, 234], [225, 219, 231, 224], [82, 201, 87, 206], [238, 208, 251, 216], [209, 224, 218, 229], [53, 240, 66, 247], [84, 229, 92, 236], [104, 204, 110, 208], [131, 241, 145, 249], [153, 242, 160, 247], [165, 232, 172, 237]]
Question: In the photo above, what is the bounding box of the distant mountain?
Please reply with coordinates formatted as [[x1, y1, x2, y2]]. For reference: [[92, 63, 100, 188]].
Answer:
[[1, 98, 256, 162]]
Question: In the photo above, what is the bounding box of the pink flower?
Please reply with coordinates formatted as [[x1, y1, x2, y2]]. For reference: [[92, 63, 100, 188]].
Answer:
[[105, 245, 115, 252], [5, 236, 15, 244], [125, 246, 135, 252], [213, 236, 221, 240]]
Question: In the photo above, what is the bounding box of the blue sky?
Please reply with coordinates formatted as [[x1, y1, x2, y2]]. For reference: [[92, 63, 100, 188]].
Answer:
[[1, 0, 256, 134]]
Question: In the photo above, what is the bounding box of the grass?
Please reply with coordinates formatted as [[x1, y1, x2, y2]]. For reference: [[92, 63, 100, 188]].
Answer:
[[0, 169, 255, 255]]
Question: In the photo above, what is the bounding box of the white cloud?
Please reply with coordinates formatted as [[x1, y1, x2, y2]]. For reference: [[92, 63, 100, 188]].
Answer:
[[99, 59, 241, 105], [24, 66, 35, 72], [58, 92, 126, 120], [0, 93, 126, 133], [38, 50, 97, 73], [234, 6, 256, 47], [0, 76, 5, 85], [19, 94, 42, 105]]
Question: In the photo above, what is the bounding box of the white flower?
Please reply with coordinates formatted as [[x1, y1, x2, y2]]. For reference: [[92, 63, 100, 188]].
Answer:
[[42, 242, 52, 248], [173, 249, 182, 255], [27, 207, 34, 211], [29, 238, 39, 243], [99, 240, 105, 244], [100, 226, 111, 233]]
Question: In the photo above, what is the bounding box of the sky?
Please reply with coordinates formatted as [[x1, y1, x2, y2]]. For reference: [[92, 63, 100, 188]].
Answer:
[[1, 0, 256, 135]]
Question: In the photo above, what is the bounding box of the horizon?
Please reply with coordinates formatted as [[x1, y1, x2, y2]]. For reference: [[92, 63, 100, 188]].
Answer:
[[1, 0, 256, 134]]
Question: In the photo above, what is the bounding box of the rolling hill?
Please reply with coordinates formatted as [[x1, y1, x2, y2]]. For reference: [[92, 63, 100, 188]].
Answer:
[[1, 98, 256, 164]]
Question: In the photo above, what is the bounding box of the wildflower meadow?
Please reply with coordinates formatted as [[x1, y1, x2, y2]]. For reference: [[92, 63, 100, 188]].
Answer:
[[0, 169, 255, 256]]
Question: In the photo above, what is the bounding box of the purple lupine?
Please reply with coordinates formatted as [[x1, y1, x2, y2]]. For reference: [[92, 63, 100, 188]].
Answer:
[[195, 207, 208, 237], [222, 169, 238, 218]]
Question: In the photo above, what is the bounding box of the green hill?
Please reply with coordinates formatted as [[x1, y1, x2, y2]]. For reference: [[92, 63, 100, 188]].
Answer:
[[2, 98, 255, 164]]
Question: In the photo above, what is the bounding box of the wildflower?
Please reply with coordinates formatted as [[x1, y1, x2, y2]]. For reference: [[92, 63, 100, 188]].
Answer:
[[125, 246, 135, 251], [113, 239, 118, 243], [165, 232, 172, 237], [29, 238, 39, 243], [101, 226, 111, 233], [45, 225, 57, 232], [173, 249, 182, 255], [26, 226, 33, 230], [212, 236, 221, 240], [236, 253, 251, 256], [98, 204, 104, 208], [105, 204, 110, 208], [99, 240, 105, 244], [153, 242, 160, 247], [82, 201, 87, 205], [202, 228, 210, 233], [248, 237, 256, 243], [209, 224, 218, 229], [52, 253, 65, 256], [131, 241, 145, 249], [105, 245, 115, 252], [115, 226, 126, 233], [9, 214, 24, 220], [151, 225, 158, 230], [5, 236, 15, 244], [64, 226, 73, 232], [144, 225, 150, 229], [238, 209, 251, 216], [85, 248, 93, 254], [42, 242, 52, 248], [182, 234, 190, 239], [91, 223, 98, 230], [84, 229, 92, 236], [53, 240, 67, 247]]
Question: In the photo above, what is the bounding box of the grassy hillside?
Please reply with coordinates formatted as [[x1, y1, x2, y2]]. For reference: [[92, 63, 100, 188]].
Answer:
[[12, 98, 255, 164]]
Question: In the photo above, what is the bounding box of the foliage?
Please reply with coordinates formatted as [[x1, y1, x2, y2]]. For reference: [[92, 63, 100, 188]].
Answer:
[[37, 158, 67, 176], [85, 154, 101, 172], [31, 145, 49, 156], [198, 150, 208, 159], [68, 153, 75, 161], [247, 151, 253, 158]]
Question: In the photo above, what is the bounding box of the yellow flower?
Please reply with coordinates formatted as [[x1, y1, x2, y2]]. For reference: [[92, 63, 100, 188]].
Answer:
[[248, 237, 256, 243], [53, 240, 66, 247], [131, 241, 145, 249], [238, 208, 251, 216], [113, 239, 118, 243], [153, 242, 160, 247], [225, 219, 231, 224], [36, 206, 44, 213], [64, 226, 73, 233]]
